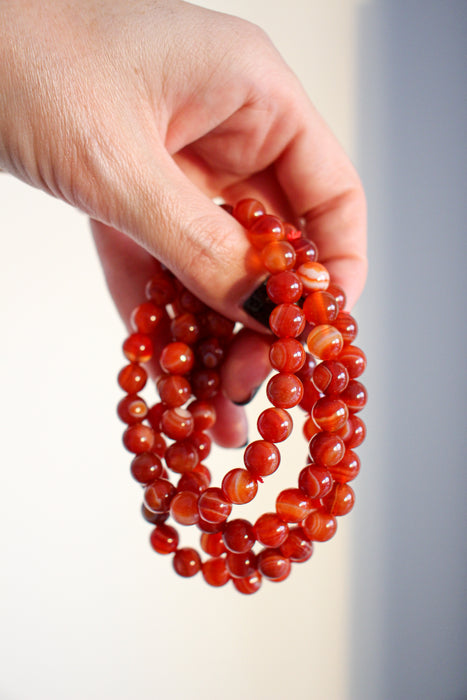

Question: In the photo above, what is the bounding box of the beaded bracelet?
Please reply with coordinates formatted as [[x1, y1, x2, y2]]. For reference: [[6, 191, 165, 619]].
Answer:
[[117, 199, 367, 594]]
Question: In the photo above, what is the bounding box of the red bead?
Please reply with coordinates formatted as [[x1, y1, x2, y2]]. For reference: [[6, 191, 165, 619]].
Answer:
[[322, 483, 355, 516], [146, 402, 164, 431], [118, 363, 147, 393], [327, 283, 346, 311], [201, 311, 235, 339], [302, 511, 338, 541], [338, 414, 366, 448], [309, 431, 345, 467], [173, 548, 201, 577], [312, 361, 349, 395], [197, 517, 223, 534], [123, 333, 153, 363], [130, 452, 163, 484], [160, 342, 194, 375], [266, 271, 303, 304], [142, 505, 169, 524], [160, 407, 194, 440], [269, 338, 306, 373], [248, 214, 285, 249], [150, 523, 179, 554], [297, 353, 318, 382], [280, 527, 313, 562], [303, 415, 321, 441], [202, 557, 230, 587], [190, 369, 220, 400], [254, 513, 289, 547], [226, 551, 258, 579], [257, 407, 293, 443], [170, 312, 201, 345], [299, 379, 321, 413], [151, 432, 167, 457], [269, 303, 306, 338], [337, 345, 367, 378], [198, 487, 232, 524], [232, 573, 262, 595], [187, 400, 216, 431], [266, 373, 303, 409], [232, 198, 266, 228], [307, 325, 344, 360], [298, 464, 333, 499], [131, 301, 164, 334], [329, 449, 360, 483], [334, 312, 358, 344], [193, 463, 211, 486], [262, 240, 297, 273], [340, 380, 368, 412], [222, 519, 256, 553], [257, 548, 291, 581], [290, 237, 318, 265], [164, 439, 199, 474], [297, 262, 330, 292], [170, 491, 200, 525], [312, 396, 349, 432], [145, 272, 177, 306], [303, 291, 339, 325], [122, 423, 155, 454], [200, 532, 225, 557], [197, 337, 224, 368], [144, 478, 176, 513], [117, 394, 148, 424], [244, 440, 280, 478], [276, 488, 313, 523], [222, 468, 258, 504], [157, 375, 191, 407], [177, 470, 209, 494], [188, 431, 211, 461]]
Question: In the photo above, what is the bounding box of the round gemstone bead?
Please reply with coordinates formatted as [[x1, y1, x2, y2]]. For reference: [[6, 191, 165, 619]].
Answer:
[[130, 452, 163, 484], [117, 394, 148, 424], [266, 271, 303, 304], [257, 548, 291, 581], [160, 407, 194, 440], [222, 519, 256, 553], [312, 396, 349, 432], [262, 240, 297, 273], [201, 311, 235, 339], [190, 369, 220, 400], [302, 511, 338, 541], [232, 573, 262, 595], [226, 551, 258, 579], [187, 400, 216, 431], [309, 431, 345, 467], [244, 440, 280, 478], [334, 312, 358, 344], [198, 487, 232, 524], [299, 379, 321, 413], [200, 532, 225, 557], [327, 283, 346, 310], [170, 312, 201, 345], [177, 470, 209, 494], [254, 513, 289, 547], [340, 380, 368, 412], [269, 303, 306, 338], [329, 449, 360, 483], [290, 237, 318, 265], [232, 198, 266, 228], [164, 439, 199, 474], [150, 523, 179, 554], [312, 360, 349, 395], [257, 407, 293, 443], [298, 464, 333, 499], [322, 483, 355, 516], [307, 325, 344, 360], [202, 557, 230, 587], [122, 423, 155, 454], [144, 478, 176, 513], [188, 431, 211, 461], [146, 402, 164, 431], [303, 415, 321, 441], [279, 527, 313, 562], [221, 468, 258, 504], [170, 491, 200, 525], [248, 214, 285, 249], [266, 373, 303, 409], [337, 345, 367, 378], [131, 301, 164, 334], [159, 342, 194, 375], [157, 375, 191, 407], [173, 548, 202, 577], [142, 505, 169, 525], [197, 337, 224, 369], [303, 291, 339, 325], [118, 363, 147, 393], [123, 333, 153, 363], [338, 414, 366, 448], [297, 262, 330, 292], [269, 338, 306, 373], [276, 488, 313, 523], [145, 272, 177, 306]]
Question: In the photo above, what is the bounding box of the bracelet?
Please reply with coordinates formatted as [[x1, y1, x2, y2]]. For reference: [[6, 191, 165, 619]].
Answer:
[[117, 198, 367, 594]]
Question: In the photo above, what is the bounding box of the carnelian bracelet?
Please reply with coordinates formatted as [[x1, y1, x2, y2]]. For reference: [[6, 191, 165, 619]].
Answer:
[[117, 199, 367, 594]]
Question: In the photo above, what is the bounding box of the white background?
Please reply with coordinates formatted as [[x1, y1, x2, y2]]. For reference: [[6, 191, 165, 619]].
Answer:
[[1, 2, 466, 700]]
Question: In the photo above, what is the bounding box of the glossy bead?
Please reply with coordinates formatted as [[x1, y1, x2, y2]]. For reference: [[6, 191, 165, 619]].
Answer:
[[144, 478, 176, 513], [276, 488, 313, 523], [170, 312, 201, 344], [173, 548, 201, 577], [298, 464, 333, 499], [312, 396, 349, 432], [200, 532, 225, 557], [222, 519, 256, 553], [257, 407, 293, 443], [307, 324, 344, 360], [159, 342, 194, 375], [177, 470, 209, 494], [142, 505, 169, 525], [337, 344, 367, 378], [303, 415, 321, 441], [170, 491, 200, 526], [157, 375, 191, 407], [262, 240, 297, 273], [233, 573, 262, 595], [188, 431, 211, 461], [248, 214, 285, 249], [329, 449, 361, 483], [322, 483, 355, 516], [233, 198, 266, 228], [146, 402, 164, 431], [117, 394, 148, 424], [266, 373, 303, 409], [118, 363, 147, 393], [202, 557, 230, 587], [198, 487, 232, 524], [122, 423, 155, 454], [187, 400, 216, 431], [309, 431, 345, 467], [226, 551, 258, 579], [302, 511, 338, 541], [254, 513, 289, 547], [297, 262, 330, 292], [145, 272, 177, 306], [197, 337, 224, 368], [334, 312, 358, 344], [340, 380, 368, 412], [299, 379, 321, 413], [280, 527, 313, 562], [297, 353, 318, 382], [197, 517, 223, 534], [123, 333, 153, 363], [269, 303, 306, 338], [257, 548, 291, 581], [130, 452, 163, 484], [193, 463, 211, 486], [150, 523, 179, 554], [303, 291, 339, 325], [266, 271, 303, 304], [269, 338, 306, 373], [244, 440, 280, 478], [190, 369, 220, 400], [327, 283, 346, 311], [131, 301, 164, 334], [338, 414, 366, 448], [290, 237, 318, 265], [222, 468, 258, 504], [164, 439, 199, 474], [160, 407, 194, 440], [312, 360, 349, 395], [151, 432, 167, 458]]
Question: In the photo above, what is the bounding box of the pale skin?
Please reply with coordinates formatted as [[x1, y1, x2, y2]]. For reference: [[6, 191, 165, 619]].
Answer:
[[0, 0, 367, 447]]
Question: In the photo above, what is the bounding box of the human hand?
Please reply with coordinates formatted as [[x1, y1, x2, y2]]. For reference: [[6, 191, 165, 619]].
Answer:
[[0, 0, 366, 446]]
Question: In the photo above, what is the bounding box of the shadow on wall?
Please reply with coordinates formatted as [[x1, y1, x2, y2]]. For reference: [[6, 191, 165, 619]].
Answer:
[[351, 2, 467, 700]]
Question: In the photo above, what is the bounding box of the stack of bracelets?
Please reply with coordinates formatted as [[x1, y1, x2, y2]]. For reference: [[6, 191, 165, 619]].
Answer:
[[117, 198, 367, 594]]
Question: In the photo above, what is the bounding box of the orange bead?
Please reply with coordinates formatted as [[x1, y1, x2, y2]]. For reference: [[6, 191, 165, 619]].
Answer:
[[144, 478, 176, 513], [327, 283, 346, 310], [279, 527, 313, 562], [269, 303, 306, 338], [200, 532, 226, 557], [118, 363, 147, 393], [303, 291, 339, 325], [334, 312, 358, 344], [329, 449, 360, 483], [290, 237, 318, 265], [276, 488, 313, 523], [160, 342, 194, 375], [266, 373, 303, 409], [312, 396, 349, 432], [297, 262, 330, 292], [257, 548, 291, 581], [160, 407, 194, 440], [177, 470, 209, 494], [150, 523, 179, 554], [338, 414, 366, 448], [232, 572, 262, 595], [122, 423, 155, 454], [302, 511, 338, 541], [170, 491, 200, 526], [266, 271, 303, 304], [202, 557, 230, 587], [164, 439, 199, 474], [187, 400, 216, 431], [248, 214, 285, 249], [337, 344, 367, 378], [130, 452, 163, 484], [157, 375, 191, 407], [244, 440, 280, 479], [340, 380, 368, 412], [170, 312, 201, 345], [257, 407, 293, 443], [269, 338, 306, 373], [232, 198, 266, 227], [312, 360, 349, 395], [222, 519, 256, 553], [222, 468, 258, 504], [131, 301, 164, 334], [298, 464, 333, 499], [303, 415, 321, 441], [173, 548, 201, 577], [307, 324, 344, 360], [123, 333, 153, 363], [322, 483, 355, 516], [117, 394, 148, 424], [261, 240, 297, 273], [254, 512, 289, 547], [226, 551, 258, 579], [309, 431, 345, 467], [198, 487, 232, 524]]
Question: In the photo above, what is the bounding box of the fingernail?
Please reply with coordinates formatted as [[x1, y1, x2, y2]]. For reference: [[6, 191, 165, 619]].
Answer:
[[242, 280, 275, 328], [232, 385, 260, 406]]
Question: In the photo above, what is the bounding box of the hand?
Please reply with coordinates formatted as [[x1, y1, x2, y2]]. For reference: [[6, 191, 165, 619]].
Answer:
[[0, 0, 367, 446]]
